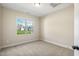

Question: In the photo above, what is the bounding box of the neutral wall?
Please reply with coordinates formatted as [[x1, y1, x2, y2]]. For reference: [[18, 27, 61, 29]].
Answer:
[[0, 5, 2, 49], [2, 7, 40, 48], [41, 5, 74, 49]]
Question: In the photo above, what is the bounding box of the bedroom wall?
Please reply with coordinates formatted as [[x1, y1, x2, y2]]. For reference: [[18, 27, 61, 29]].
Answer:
[[40, 5, 74, 49], [2, 7, 40, 48], [0, 5, 2, 49]]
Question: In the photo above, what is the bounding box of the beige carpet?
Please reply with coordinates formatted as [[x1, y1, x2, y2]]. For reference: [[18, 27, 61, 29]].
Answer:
[[0, 41, 74, 56]]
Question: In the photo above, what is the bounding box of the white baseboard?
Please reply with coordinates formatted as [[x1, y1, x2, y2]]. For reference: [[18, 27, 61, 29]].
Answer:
[[1, 40, 39, 49], [43, 39, 73, 50], [1, 39, 73, 50]]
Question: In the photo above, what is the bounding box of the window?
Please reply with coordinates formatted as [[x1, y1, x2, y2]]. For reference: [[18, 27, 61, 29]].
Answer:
[[16, 18, 32, 35]]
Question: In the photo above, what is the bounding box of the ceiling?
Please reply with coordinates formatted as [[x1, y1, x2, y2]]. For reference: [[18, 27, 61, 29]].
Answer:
[[1, 3, 72, 17]]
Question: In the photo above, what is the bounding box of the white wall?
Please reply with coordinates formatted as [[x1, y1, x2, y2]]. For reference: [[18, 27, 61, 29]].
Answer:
[[74, 3, 79, 56], [2, 7, 40, 48], [41, 5, 74, 49]]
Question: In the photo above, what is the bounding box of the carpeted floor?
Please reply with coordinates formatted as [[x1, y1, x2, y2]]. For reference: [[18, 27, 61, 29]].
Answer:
[[0, 41, 74, 56]]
